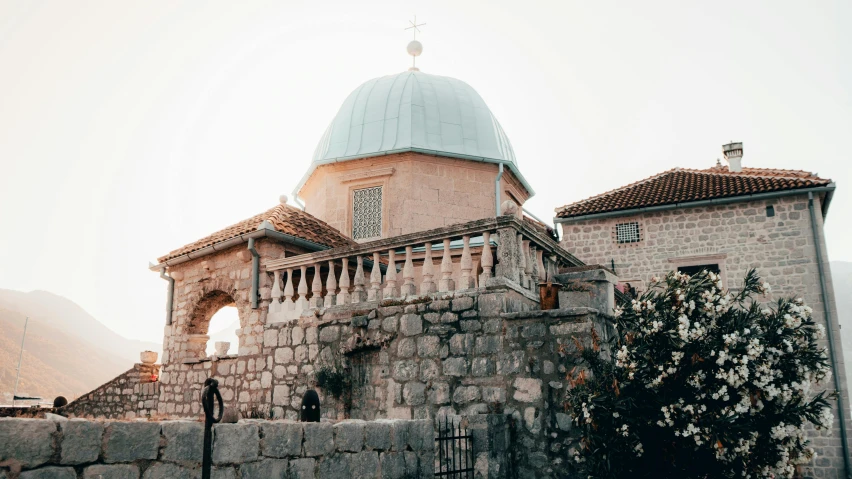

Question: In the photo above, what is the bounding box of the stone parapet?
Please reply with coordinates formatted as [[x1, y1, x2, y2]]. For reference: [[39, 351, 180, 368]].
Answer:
[[0, 417, 434, 478]]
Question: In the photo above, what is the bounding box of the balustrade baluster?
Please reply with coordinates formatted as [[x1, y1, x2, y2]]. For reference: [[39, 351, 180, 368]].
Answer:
[[402, 246, 416, 296], [271, 271, 282, 304], [369, 252, 382, 301], [460, 236, 473, 290], [523, 240, 533, 291], [337, 258, 351, 305], [480, 231, 493, 286], [325, 260, 337, 307], [548, 254, 558, 282], [495, 228, 521, 283], [310, 263, 323, 308], [296, 265, 309, 310], [283, 268, 295, 311], [536, 249, 545, 283], [352, 256, 367, 303], [439, 238, 455, 292], [518, 235, 528, 288], [384, 249, 400, 299], [421, 243, 436, 295]]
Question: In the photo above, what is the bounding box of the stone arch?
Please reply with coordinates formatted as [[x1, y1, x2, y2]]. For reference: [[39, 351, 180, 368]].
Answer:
[[179, 277, 251, 360]]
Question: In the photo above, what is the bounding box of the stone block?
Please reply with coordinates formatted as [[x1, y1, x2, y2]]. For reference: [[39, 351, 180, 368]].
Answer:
[[451, 296, 475, 311], [275, 347, 294, 364], [513, 378, 542, 403], [460, 320, 482, 332], [382, 316, 398, 333], [442, 357, 468, 376], [555, 413, 572, 431], [397, 338, 416, 358], [20, 467, 77, 479], [303, 422, 334, 457], [419, 360, 439, 381], [0, 418, 56, 468], [388, 421, 410, 451], [482, 387, 507, 403], [352, 315, 369, 328], [418, 451, 435, 478], [82, 464, 140, 479], [474, 335, 500, 355], [449, 333, 474, 355], [403, 382, 427, 406], [161, 421, 203, 462], [262, 422, 303, 457], [392, 360, 418, 381], [212, 423, 259, 464], [239, 459, 288, 478], [471, 357, 494, 377], [319, 326, 340, 342], [319, 453, 350, 477], [521, 323, 546, 338], [453, 386, 481, 404], [60, 419, 103, 465], [350, 450, 380, 478], [407, 420, 434, 451], [263, 329, 279, 347], [380, 452, 405, 479], [497, 351, 524, 375], [212, 467, 236, 479], [104, 422, 160, 463], [439, 312, 458, 323], [273, 385, 291, 406], [334, 420, 365, 452], [140, 463, 194, 479], [365, 421, 392, 450], [428, 382, 450, 404], [416, 336, 439, 357], [399, 315, 423, 336], [289, 457, 316, 479]]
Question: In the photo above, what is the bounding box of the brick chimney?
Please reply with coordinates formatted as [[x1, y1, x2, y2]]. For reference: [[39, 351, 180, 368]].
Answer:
[[723, 142, 743, 172]]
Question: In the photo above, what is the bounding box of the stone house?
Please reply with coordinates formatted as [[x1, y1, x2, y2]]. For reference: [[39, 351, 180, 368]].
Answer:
[[555, 142, 850, 478]]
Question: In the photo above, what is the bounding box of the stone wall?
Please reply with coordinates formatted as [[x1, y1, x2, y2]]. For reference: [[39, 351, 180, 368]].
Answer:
[[62, 364, 160, 420], [0, 417, 435, 478], [559, 193, 851, 479]]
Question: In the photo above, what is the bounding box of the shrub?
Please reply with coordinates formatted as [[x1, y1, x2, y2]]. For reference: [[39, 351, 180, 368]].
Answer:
[[563, 269, 835, 478]]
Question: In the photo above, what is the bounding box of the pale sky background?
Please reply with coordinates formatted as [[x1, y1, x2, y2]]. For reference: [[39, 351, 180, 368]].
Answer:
[[0, 0, 850, 344]]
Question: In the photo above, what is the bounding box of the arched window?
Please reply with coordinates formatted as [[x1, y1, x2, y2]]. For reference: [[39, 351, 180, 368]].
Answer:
[[206, 306, 240, 356]]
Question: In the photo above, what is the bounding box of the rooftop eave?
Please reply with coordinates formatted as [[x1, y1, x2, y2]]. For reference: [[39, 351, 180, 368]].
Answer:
[[553, 184, 836, 225], [294, 148, 535, 200], [149, 228, 331, 272]]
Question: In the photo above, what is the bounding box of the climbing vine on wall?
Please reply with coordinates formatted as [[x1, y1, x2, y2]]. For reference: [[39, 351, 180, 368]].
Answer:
[[562, 269, 835, 478]]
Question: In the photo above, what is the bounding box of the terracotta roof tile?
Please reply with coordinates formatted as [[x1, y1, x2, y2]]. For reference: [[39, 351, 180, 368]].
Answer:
[[158, 204, 354, 263], [555, 165, 831, 219]]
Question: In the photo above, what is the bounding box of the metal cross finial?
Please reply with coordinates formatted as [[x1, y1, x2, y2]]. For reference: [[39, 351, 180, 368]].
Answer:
[[406, 15, 426, 41]]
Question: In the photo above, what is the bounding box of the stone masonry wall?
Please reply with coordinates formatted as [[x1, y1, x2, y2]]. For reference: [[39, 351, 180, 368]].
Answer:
[[0, 417, 434, 479], [559, 193, 851, 479], [62, 364, 160, 420]]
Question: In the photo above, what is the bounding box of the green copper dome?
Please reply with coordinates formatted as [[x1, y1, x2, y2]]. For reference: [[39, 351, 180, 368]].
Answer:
[[296, 71, 533, 196]]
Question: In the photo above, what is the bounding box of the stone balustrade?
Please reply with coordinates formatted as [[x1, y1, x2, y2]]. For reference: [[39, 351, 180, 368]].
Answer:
[[265, 216, 580, 324]]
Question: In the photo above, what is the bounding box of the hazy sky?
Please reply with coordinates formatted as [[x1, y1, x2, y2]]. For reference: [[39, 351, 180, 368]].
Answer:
[[1, 0, 850, 343]]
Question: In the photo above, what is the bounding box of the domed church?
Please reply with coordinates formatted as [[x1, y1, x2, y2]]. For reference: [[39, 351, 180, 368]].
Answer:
[[56, 32, 847, 479]]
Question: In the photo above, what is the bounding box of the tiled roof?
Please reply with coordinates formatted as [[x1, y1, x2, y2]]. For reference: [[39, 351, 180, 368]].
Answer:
[[555, 165, 832, 219], [158, 204, 354, 263]]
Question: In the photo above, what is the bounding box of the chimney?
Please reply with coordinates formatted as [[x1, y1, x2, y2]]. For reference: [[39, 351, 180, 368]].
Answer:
[[722, 142, 743, 172]]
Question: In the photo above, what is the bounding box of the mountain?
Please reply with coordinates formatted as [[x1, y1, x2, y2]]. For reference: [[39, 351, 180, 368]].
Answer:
[[832, 261, 852, 406], [0, 289, 160, 404]]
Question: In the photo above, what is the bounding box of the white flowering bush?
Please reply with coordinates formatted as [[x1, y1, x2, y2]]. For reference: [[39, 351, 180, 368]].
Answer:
[[563, 269, 835, 478]]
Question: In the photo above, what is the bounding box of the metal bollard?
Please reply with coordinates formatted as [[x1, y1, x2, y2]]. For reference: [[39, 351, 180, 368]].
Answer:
[[201, 378, 223, 479]]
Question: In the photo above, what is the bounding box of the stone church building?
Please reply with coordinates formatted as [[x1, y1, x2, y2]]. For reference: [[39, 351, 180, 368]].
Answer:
[[57, 62, 849, 477]]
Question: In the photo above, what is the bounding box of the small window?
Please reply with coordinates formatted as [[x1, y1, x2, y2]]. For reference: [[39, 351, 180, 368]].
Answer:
[[352, 186, 383, 240], [766, 205, 775, 217], [615, 222, 641, 244], [678, 264, 720, 276]]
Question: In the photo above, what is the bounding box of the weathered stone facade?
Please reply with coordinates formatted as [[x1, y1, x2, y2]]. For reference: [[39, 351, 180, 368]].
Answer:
[[559, 193, 851, 479]]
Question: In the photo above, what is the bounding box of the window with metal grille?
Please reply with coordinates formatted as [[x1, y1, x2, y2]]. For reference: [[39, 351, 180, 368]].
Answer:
[[615, 222, 641, 244], [352, 186, 382, 240]]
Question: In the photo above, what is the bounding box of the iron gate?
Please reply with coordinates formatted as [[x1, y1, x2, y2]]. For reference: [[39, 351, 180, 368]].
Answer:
[[435, 416, 474, 478]]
